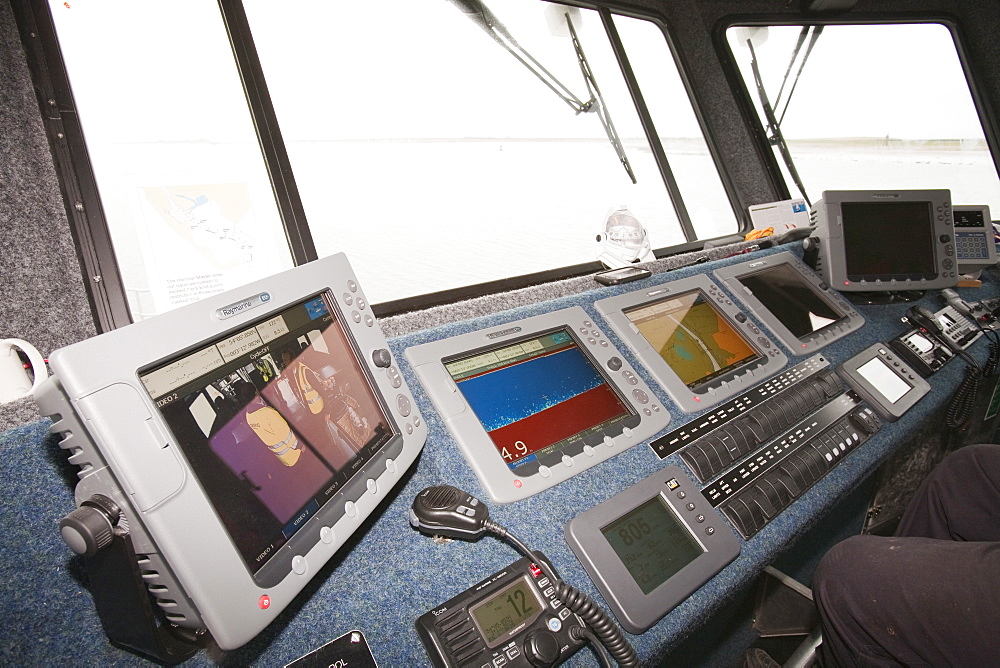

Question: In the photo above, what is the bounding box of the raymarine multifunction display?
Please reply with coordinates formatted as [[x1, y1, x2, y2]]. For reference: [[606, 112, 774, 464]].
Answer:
[[595, 274, 788, 412], [713, 251, 864, 354], [809, 189, 958, 292], [37, 253, 426, 652], [405, 306, 670, 502], [565, 465, 740, 633]]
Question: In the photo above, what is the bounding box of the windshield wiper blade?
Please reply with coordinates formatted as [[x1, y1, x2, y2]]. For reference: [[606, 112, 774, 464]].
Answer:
[[773, 26, 810, 117], [777, 26, 824, 125], [566, 13, 636, 183], [448, 0, 635, 183], [747, 38, 811, 206], [448, 0, 588, 113]]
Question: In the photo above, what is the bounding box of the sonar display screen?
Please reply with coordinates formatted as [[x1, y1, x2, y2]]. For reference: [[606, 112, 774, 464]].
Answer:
[[140, 294, 394, 575], [444, 330, 633, 471], [737, 263, 845, 339], [624, 291, 761, 389]]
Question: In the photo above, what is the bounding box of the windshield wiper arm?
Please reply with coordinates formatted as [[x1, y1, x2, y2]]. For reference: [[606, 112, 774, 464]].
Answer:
[[566, 13, 636, 183], [448, 0, 635, 183], [777, 26, 824, 125], [448, 0, 588, 112], [747, 38, 811, 206]]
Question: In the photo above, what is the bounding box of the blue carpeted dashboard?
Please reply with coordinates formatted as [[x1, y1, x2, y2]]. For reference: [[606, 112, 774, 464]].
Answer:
[[1, 243, 993, 666]]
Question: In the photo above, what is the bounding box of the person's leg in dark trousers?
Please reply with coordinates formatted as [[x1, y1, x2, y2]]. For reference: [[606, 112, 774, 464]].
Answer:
[[812, 444, 1000, 666], [895, 443, 1000, 541]]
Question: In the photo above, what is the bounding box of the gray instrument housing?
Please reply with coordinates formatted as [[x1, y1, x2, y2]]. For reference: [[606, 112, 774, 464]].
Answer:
[[565, 465, 740, 634], [713, 251, 865, 355], [953, 204, 997, 274], [404, 306, 670, 503], [810, 189, 958, 291], [836, 343, 930, 422], [35, 253, 426, 650], [595, 274, 788, 413]]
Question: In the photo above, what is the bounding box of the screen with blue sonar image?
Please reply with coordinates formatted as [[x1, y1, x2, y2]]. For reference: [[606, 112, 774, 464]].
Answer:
[[445, 329, 632, 471]]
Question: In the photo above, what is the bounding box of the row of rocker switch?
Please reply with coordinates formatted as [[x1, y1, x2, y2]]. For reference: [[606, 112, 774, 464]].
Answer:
[[721, 406, 881, 538], [682, 370, 844, 482]]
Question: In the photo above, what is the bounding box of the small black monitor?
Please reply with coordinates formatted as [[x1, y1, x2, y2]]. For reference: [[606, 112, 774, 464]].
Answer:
[[810, 189, 958, 294]]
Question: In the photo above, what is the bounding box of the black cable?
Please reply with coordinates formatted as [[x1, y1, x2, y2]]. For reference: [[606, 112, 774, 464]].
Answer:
[[485, 519, 640, 667], [555, 579, 638, 667], [983, 339, 999, 377], [571, 625, 613, 668], [945, 364, 979, 430]]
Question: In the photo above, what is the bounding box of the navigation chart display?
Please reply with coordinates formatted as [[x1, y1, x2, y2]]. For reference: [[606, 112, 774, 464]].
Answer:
[[595, 274, 787, 412], [623, 291, 759, 390]]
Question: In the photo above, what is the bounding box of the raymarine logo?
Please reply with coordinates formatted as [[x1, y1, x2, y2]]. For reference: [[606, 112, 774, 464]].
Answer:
[[872, 193, 900, 199], [487, 326, 522, 339], [747, 261, 766, 268], [216, 292, 271, 320]]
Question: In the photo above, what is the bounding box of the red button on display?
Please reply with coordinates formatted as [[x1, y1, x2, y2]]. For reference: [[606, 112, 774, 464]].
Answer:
[[259, 595, 271, 610]]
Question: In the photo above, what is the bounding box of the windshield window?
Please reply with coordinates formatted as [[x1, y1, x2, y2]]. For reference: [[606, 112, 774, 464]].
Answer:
[[47, 0, 740, 317], [726, 23, 1000, 214], [48, 0, 295, 321], [245, 0, 739, 303]]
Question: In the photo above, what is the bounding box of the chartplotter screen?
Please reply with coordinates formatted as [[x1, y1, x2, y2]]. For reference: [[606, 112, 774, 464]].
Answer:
[[595, 274, 787, 412], [622, 290, 761, 390]]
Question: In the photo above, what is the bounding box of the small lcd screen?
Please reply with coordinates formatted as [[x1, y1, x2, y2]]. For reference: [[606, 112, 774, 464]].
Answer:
[[737, 263, 846, 340], [857, 356, 911, 404], [601, 495, 705, 595], [953, 210, 986, 227], [623, 290, 761, 389], [445, 329, 633, 471], [469, 576, 545, 648], [141, 294, 394, 574], [841, 201, 936, 279]]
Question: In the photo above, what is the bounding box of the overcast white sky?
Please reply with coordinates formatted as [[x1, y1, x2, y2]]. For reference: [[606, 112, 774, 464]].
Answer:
[[49, 0, 988, 144]]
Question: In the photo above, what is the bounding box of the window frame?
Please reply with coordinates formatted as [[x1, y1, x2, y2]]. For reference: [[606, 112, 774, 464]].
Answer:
[[14, 0, 748, 331]]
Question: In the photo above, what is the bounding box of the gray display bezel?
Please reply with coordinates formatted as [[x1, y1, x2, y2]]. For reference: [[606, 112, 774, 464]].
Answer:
[[836, 343, 931, 422], [713, 251, 865, 355], [404, 306, 670, 503], [40, 253, 427, 650], [810, 189, 958, 291], [594, 274, 788, 413], [564, 465, 741, 634]]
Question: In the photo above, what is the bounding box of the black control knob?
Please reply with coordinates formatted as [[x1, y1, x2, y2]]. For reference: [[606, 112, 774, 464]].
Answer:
[[372, 348, 392, 368], [59, 494, 122, 557], [524, 629, 561, 667]]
